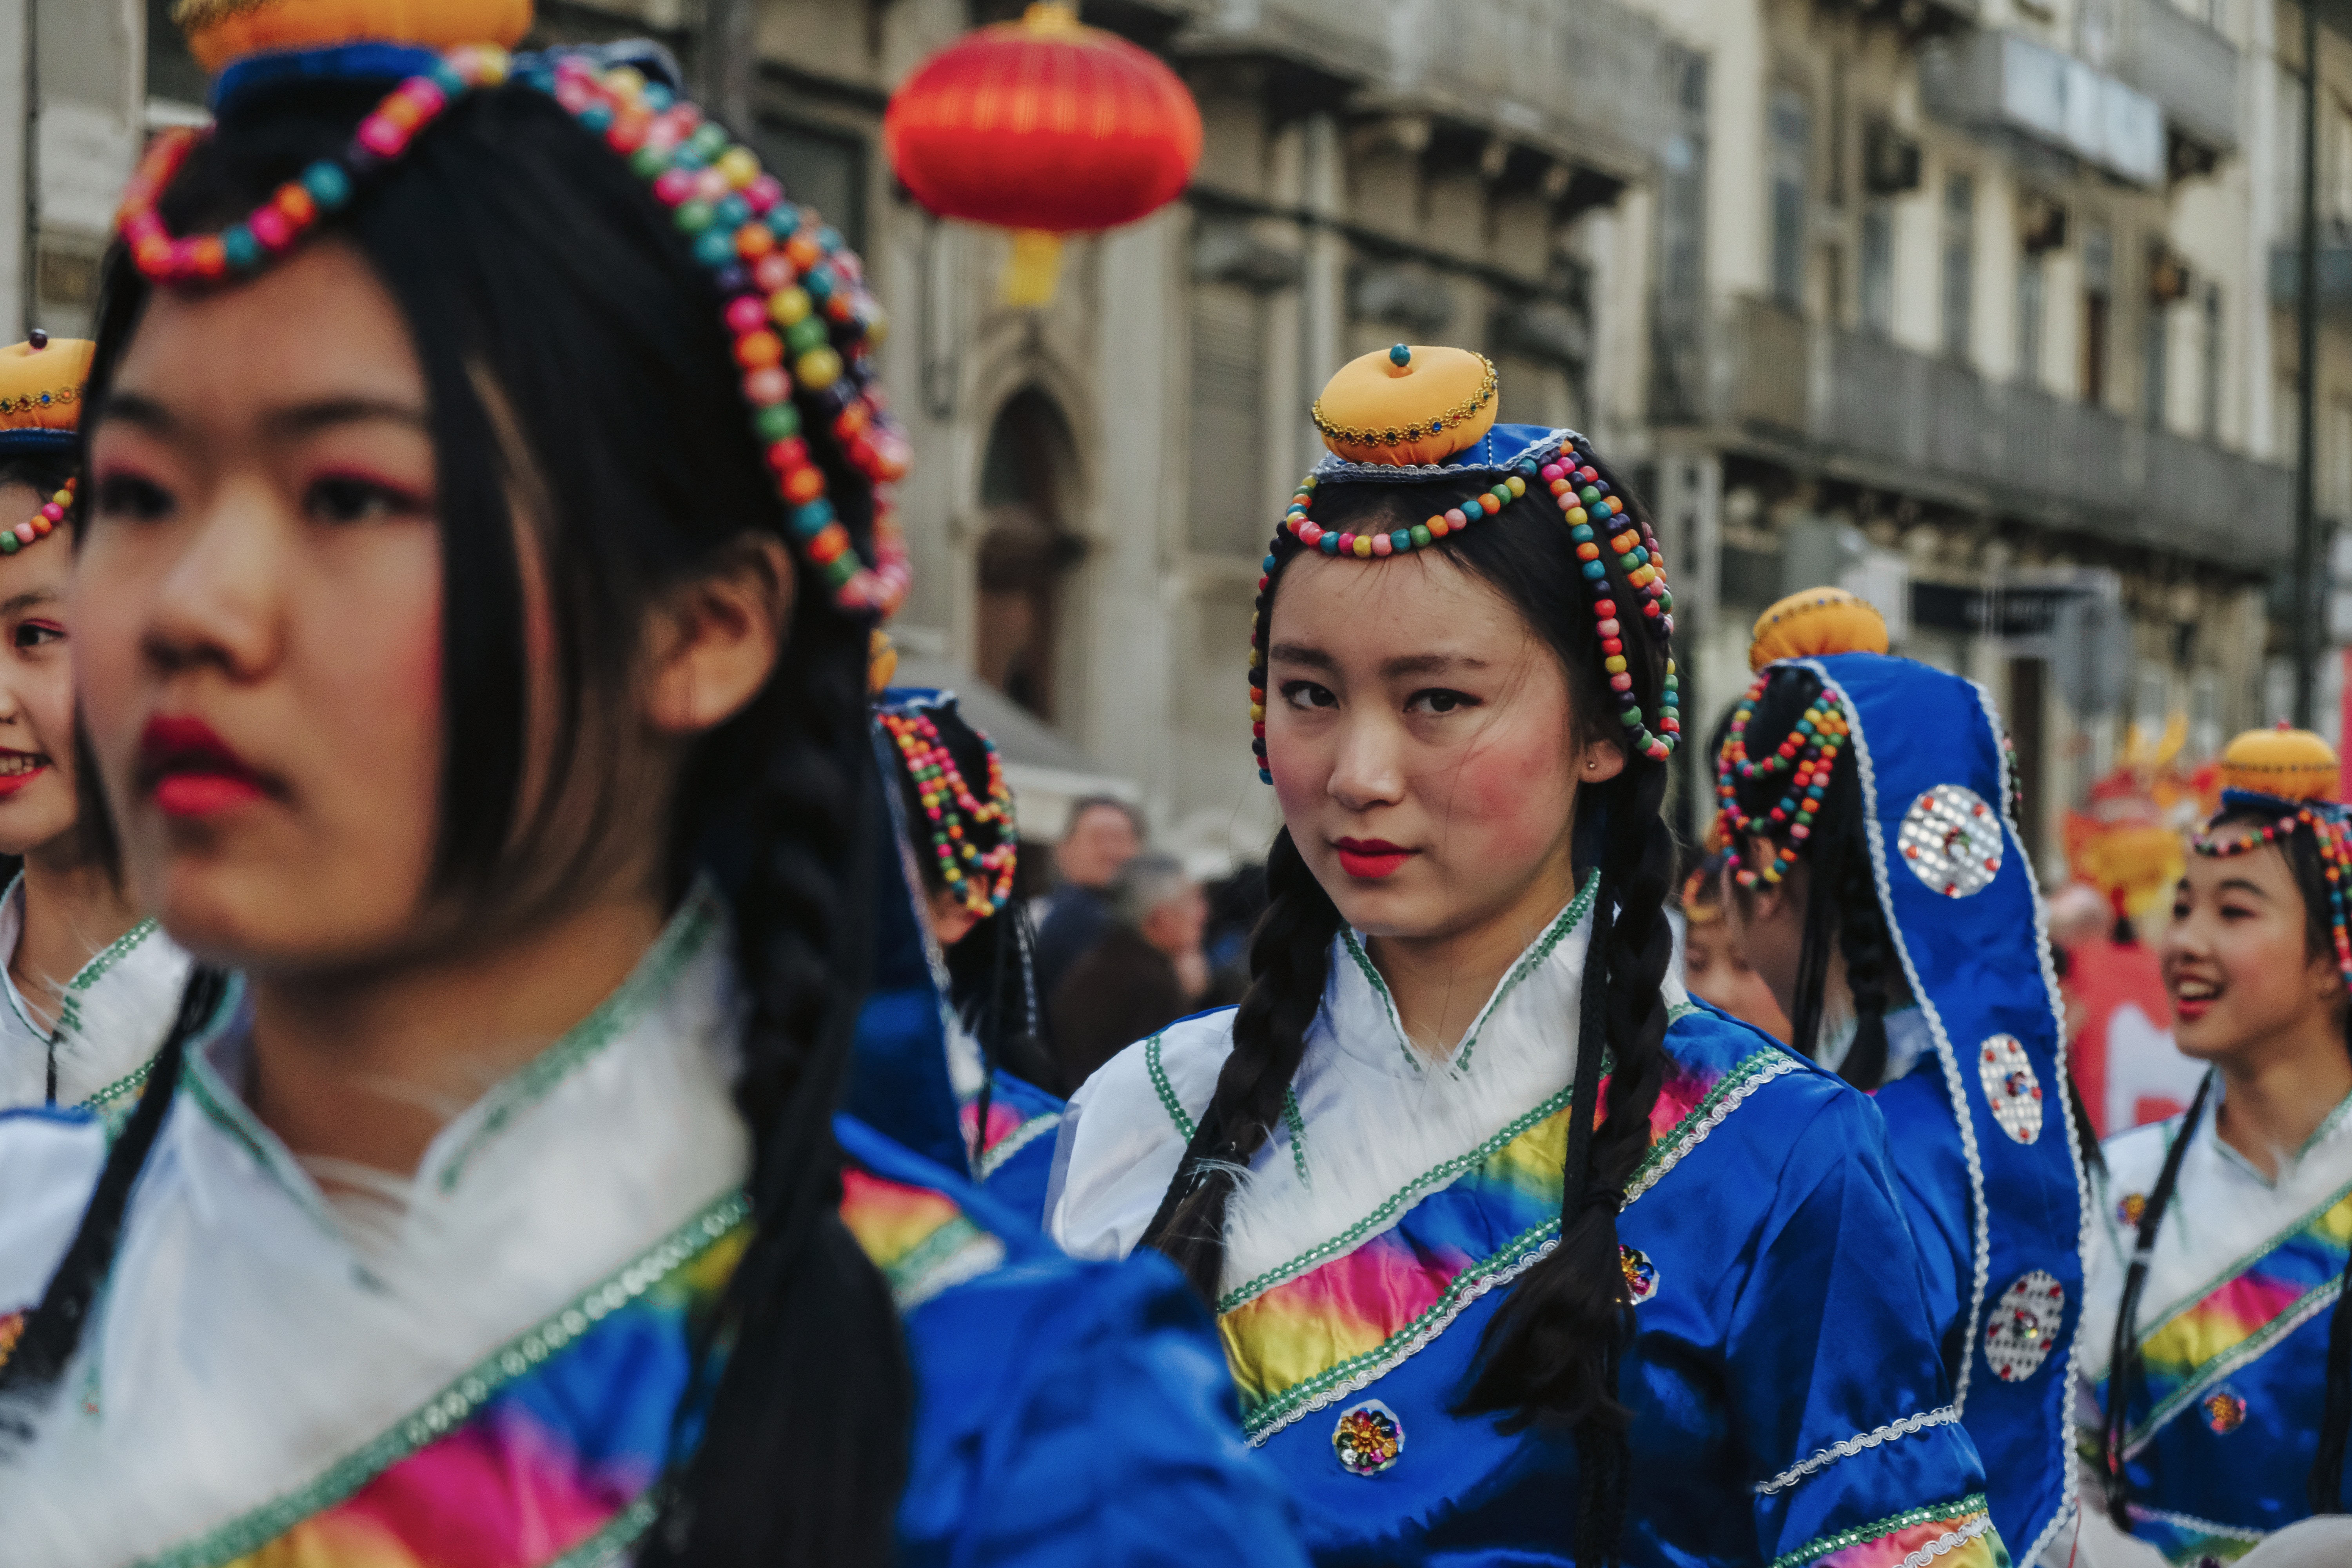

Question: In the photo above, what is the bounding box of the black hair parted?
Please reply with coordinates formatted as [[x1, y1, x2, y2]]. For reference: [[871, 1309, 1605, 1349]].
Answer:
[[2, 74, 910, 1568], [1140, 450, 1678, 1565], [1718, 665, 1899, 1088]]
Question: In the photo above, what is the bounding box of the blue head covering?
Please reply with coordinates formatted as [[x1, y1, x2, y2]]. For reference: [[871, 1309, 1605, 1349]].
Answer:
[[1792, 650, 2089, 1559]]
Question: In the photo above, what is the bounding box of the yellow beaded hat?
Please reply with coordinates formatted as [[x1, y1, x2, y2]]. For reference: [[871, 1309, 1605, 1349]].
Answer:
[[1310, 344, 1498, 466], [0, 332, 93, 455], [2216, 724, 2340, 804], [173, 0, 534, 74], [1747, 586, 1889, 671]]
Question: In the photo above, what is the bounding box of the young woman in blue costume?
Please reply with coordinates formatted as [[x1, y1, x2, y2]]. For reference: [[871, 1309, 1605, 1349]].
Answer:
[[0, 6, 1307, 1565], [0, 335, 191, 1116], [1713, 588, 2091, 1563], [1047, 345, 2005, 1567], [2073, 726, 2352, 1564], [867, 687, 1063, 1218]]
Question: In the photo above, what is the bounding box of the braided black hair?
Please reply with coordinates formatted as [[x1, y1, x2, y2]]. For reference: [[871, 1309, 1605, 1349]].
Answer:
[[2100, 808, 2352, 1521], [1143, 452, 1677, 1563], [1720, 666, 1900, 1087], [1, 71, 911, 1567]]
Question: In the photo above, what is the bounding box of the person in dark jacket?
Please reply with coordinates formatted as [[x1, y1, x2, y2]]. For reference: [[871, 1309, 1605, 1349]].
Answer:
[[1031, 795, 1144, 1001], [1050, 853, 1209, 1089]]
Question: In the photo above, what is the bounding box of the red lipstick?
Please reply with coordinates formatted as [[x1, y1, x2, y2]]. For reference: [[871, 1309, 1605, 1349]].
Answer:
[[1334, 837, 1414, 880], [140, 715, 270, 818], [0, 751, 49, 799]]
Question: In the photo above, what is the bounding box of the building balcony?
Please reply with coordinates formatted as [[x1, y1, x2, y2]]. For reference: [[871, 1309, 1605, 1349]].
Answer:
[[1921, 29, 2167, 188], [1679, 296, 2293, 568], [2113, 0, 2239, 161]]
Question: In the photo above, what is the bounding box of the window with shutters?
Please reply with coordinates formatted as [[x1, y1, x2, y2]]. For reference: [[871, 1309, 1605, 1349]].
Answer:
[[1187, 285, 1269, 559]]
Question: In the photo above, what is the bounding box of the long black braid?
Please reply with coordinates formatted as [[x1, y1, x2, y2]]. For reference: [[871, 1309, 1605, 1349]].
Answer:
[[1722, 666, 1900, 1087], [2, 72, 916, 1567], [1144, 453, 1678, 1563]]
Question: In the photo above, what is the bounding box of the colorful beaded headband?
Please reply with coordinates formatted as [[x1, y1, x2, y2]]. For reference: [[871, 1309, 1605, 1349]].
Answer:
[[2192, 801, 2352, 988], [880, 705, 1018, 919], [4, 477, 73, 556], [1246, 432, 1681, 784], [1714, 671, 1852, 888], [111, 44, 912, 619]]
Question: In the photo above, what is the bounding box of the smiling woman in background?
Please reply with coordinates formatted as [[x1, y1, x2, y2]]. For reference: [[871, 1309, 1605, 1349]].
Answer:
[[2076, 726, 2352, 1563], [0, 334, 190, 1116]]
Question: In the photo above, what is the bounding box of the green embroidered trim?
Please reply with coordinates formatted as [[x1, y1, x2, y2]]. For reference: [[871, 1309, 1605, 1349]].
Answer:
[[76, 1054, 156, 1115], [1455, 875, 1597, 1071], [1282, 1087, 1308, 1184], [1216, 1044, 1793, 1316], [2131, 1262, 2349, 1448], [880, 1212, 1005, 1310], [548, 1495, 659, 1567], [975, 1109, 1060, 1180], [1337, 932, 1420, 1071], [2136, 1171, 2352, 1362], [49, 910, 163, 1047], [1766, 1494, 1989, 1568], [1338, 873, 1599, 1074], [133, 1191, 750, 1568], [1622, 1049, 1797, 1203], [1667, 999, 1700, 1024], [1146, 1033, 1194, 1140], [1242, 1218, 1555, 1439], [436, 889, 720, 1192], [1217, 1084, 1575, 1313], [185, 1035, 340, 1235]]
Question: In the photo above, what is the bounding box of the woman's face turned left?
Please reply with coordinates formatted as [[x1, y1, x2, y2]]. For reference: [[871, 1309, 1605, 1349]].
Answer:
[[78, 241, 447, 973]]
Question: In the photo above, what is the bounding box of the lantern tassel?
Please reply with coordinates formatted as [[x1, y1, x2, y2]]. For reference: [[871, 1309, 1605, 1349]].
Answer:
[[1001, 229, 1064, 308]]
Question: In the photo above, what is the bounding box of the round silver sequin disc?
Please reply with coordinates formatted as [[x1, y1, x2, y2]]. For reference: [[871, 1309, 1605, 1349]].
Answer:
[[1897, 784, 2004, 898], [1984, 1269, 2065, 1383], [1976, 1034, 2044, 1144]]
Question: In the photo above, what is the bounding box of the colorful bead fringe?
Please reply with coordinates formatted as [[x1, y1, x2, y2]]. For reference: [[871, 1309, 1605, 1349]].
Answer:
[[1245, 440, 1680, 784], [111, 45, 913, 621], [2, 476, 71, 555], [1714, 673, 1851, 888], [881, 708, 1018, 919], [2192, 805, 2352, 987]]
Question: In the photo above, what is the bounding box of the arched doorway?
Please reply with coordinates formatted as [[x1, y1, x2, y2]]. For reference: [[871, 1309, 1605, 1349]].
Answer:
[[974, 388, 1083, 722]]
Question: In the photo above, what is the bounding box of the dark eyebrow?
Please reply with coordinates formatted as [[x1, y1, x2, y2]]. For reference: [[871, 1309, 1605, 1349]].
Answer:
[[1267, 642, 1334, 670], [0, 591, 58, 618], [2215, 877, 2272, 899], [95, 391, 428, 439], [1381, 653, 1489, 679]]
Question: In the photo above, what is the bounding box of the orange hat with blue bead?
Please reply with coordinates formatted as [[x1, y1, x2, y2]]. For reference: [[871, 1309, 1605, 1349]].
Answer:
[[0, 330, 92, 456], [0, 331, 90, 557]]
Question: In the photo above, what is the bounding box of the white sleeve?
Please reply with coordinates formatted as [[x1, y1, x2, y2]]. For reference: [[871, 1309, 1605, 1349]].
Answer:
[[1043, 1010, 1233, 1261], [0, 1109, 109, 1314]]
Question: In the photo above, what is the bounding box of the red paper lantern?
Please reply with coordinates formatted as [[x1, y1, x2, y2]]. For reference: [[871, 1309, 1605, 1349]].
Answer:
[[885, 2, 1202, 304]]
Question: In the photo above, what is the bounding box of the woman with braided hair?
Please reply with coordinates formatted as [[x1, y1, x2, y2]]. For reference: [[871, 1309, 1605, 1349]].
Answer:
[[2074, 726, 2352, 1562], [1714, 588, 2089, 1561], [1047, 346, 1999, 1566], [866, 686, 1065, 1219], [0, 7, 1305, 1565]]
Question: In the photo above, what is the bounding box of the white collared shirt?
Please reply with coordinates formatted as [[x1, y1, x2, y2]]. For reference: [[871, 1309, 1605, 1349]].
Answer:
[[0, 874, 193, 1112]]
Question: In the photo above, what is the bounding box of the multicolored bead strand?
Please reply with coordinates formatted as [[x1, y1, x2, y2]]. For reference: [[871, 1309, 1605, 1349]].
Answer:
[[1249, 438, 1681, 784], [881, 708, 1019, 918], [1714, 674, 1852, 888], [2192, 806, 2352, 987], [1, 476, 71, 555], [112, 46, 913, 621]]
